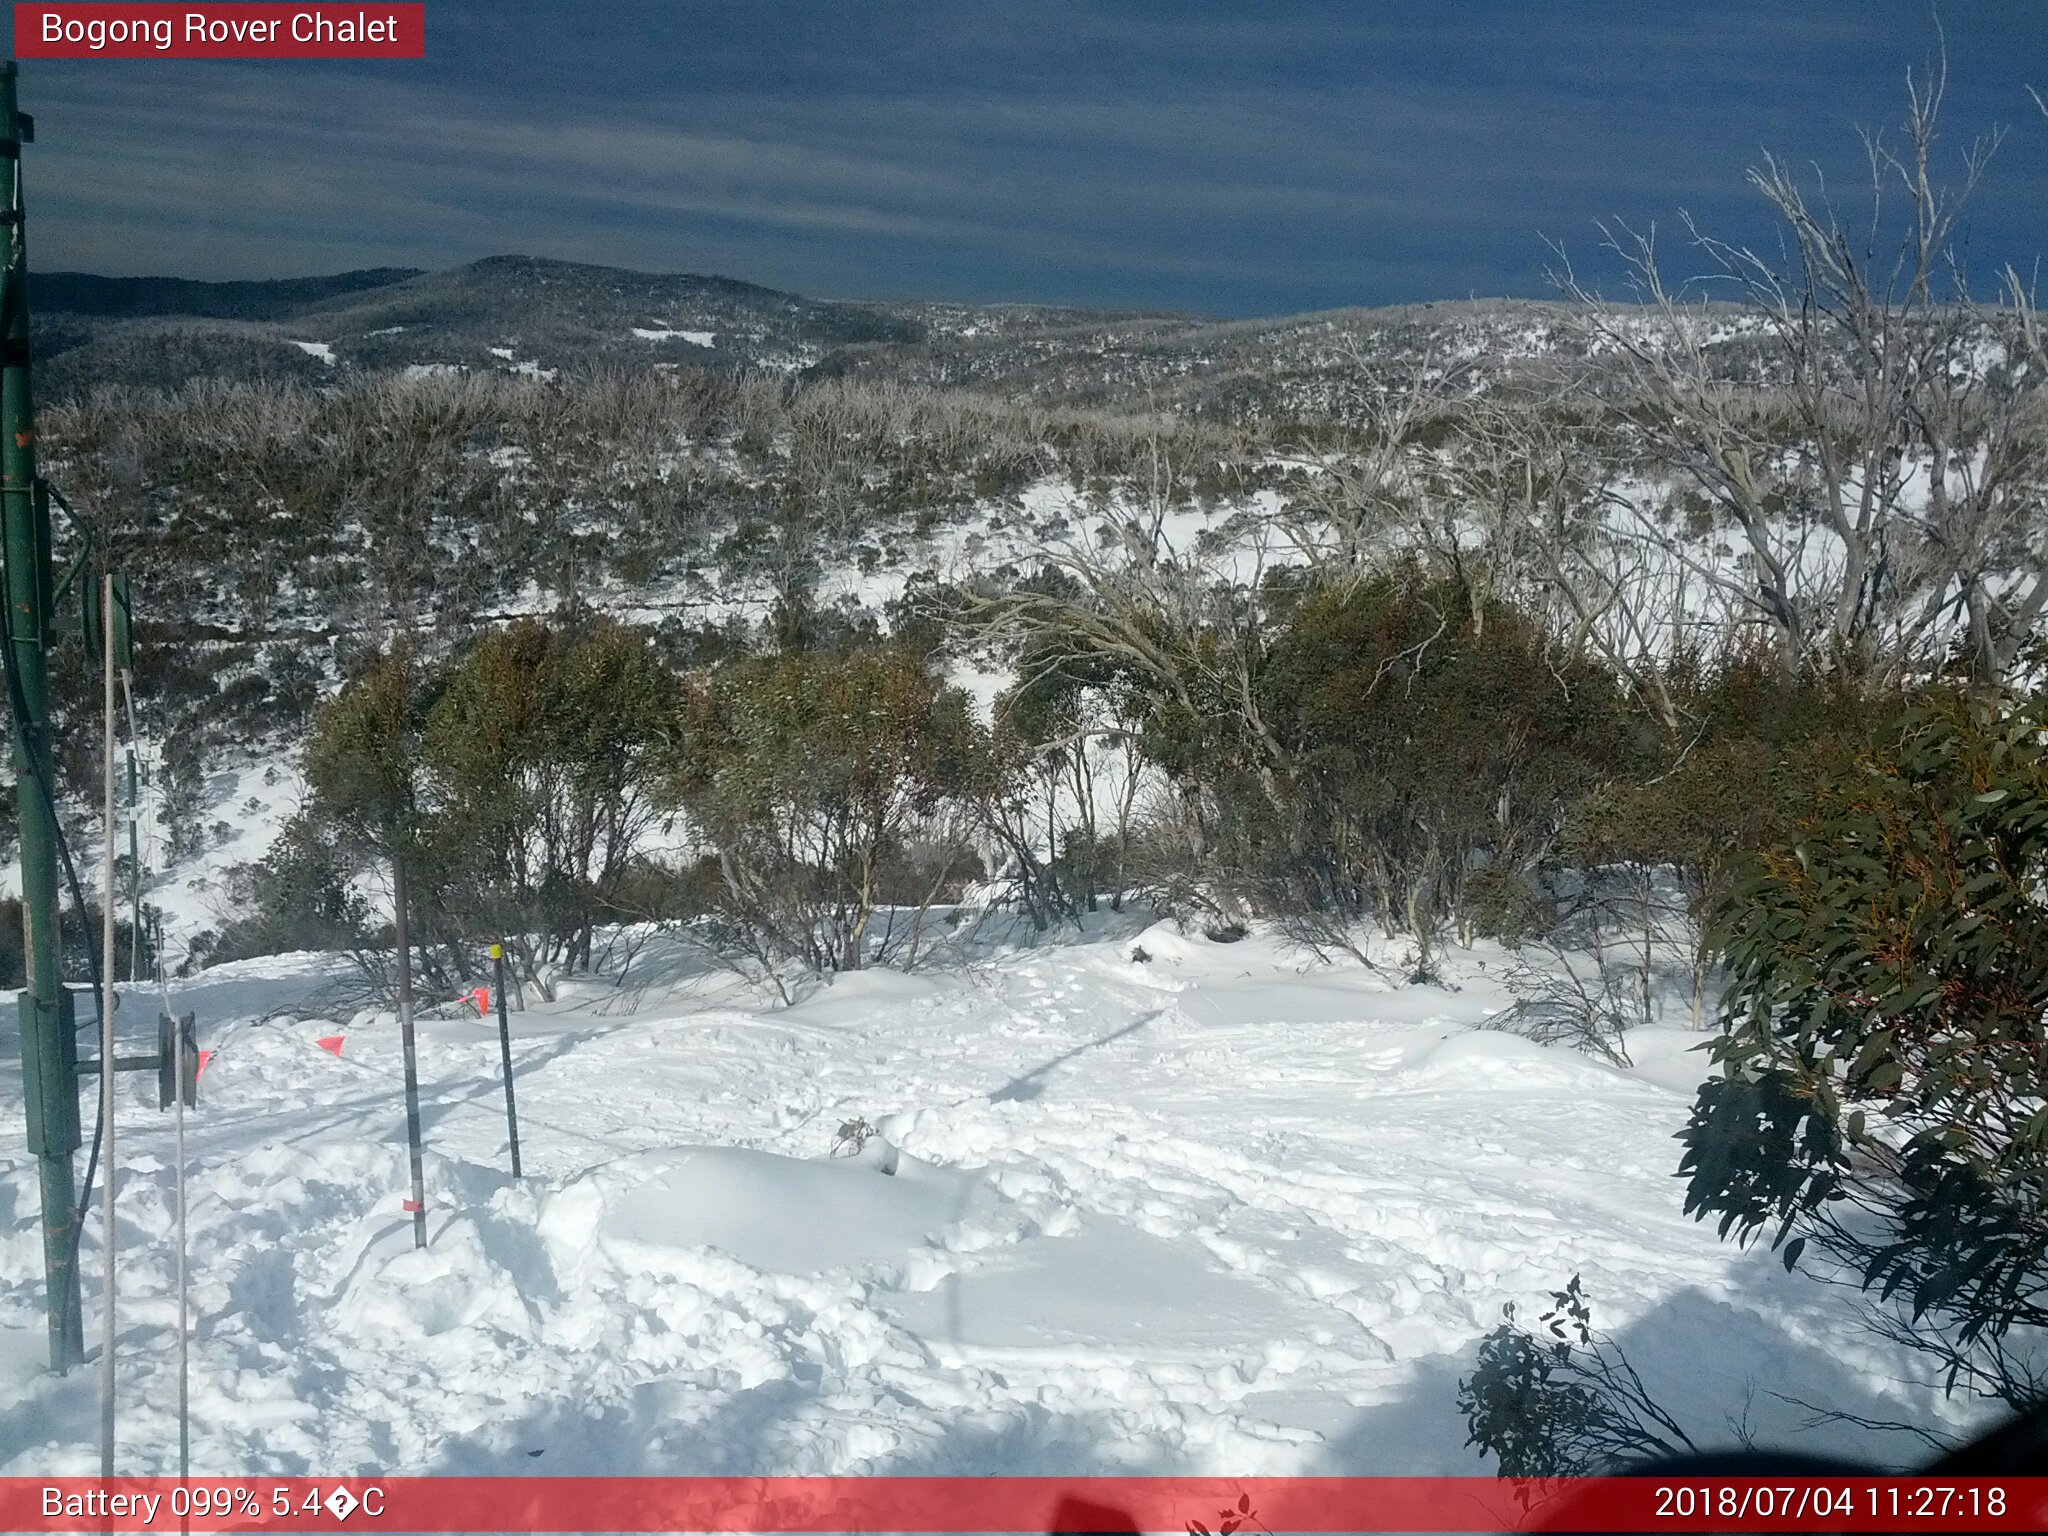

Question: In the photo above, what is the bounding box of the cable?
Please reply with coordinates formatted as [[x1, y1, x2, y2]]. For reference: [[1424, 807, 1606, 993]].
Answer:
[[0, 540, 113, 1356]]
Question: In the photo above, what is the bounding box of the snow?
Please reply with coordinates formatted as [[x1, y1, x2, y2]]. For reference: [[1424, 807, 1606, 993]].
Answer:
[[0, 747, 301, 974], [287, 340, 335, 365], [550, 1144, 996, 1280], [943, 661, 1010, 724], [478, 348, 553, 380], [0, 920, 1987, 1477], [633, 327, 716, 347]]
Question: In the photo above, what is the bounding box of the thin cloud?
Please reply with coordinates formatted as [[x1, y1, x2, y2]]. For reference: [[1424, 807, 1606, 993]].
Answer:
[[16, 1, 2045, 314]]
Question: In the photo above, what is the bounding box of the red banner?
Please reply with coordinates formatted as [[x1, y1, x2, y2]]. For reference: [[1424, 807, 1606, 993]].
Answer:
[[13, 5, 424, 59], [3, 1476, 2046, 1533]]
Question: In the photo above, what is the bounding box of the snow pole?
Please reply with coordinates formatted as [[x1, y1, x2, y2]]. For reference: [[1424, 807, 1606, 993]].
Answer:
[[113, 576, 140, 982], [143, 660, 188, 1482], [392, 854, 429, 1249], [490, 943, 522, 1179], [126, 744, 140, 978], [97, 571, 117, 1473], [171, 996, 188, 1479]]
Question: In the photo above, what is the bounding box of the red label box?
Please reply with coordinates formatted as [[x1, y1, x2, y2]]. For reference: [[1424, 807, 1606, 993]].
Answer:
[[14, 4, 424, 59]]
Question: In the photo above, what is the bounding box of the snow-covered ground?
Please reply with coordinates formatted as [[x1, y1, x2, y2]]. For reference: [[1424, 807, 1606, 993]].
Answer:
[[0, 920, 1985, 1476], [632, 327, 716, 347]]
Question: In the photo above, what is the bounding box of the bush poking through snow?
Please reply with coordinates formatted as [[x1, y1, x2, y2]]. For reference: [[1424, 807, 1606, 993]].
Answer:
[[1458, 1274, 1697, 1477], [1498, 945, 1638, 1068], [831, 1118, 876, 1156]]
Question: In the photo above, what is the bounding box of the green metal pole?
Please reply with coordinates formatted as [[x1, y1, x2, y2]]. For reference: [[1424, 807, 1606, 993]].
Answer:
[[0, 61, 83, 1373]]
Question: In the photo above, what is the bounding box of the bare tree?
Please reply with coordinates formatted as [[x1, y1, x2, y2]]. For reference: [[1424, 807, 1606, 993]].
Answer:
[[1267, 355, 1465, 586], [1552, 48, 2047, 685]]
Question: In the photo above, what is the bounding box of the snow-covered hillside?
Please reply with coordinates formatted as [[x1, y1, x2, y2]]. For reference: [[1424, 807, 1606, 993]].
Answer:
[[0, 921, 1985, 1476]]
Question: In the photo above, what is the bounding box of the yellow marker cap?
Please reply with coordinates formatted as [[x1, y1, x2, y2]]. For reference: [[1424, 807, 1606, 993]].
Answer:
[[489, 943, 503, 960]]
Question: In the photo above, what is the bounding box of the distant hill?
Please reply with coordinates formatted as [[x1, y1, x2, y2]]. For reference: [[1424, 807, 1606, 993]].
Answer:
[[24, 254, 1639, 421], [21, 255, 1200, 403], [32, 267, 422, 320], [289, 254, 934, 370], [26, 256, 945, 397]]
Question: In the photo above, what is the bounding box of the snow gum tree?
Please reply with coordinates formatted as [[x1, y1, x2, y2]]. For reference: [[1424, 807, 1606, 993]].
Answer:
[[1680, 690, 2048, 1410], [664, 646, 986, 976], [1564, 655, 1886, 1028], [295, 622, 681, 997], [299, 641, 479, 993], [302, 645, 429, 867], [1241, 569, 1640, 968], [978, 627, 1155, 931], [421, 617, 673, 991]]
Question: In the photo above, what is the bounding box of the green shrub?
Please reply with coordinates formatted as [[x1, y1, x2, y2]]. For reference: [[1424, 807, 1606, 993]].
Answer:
[[664, 645, 985, 973], [1679, 690, 2048, 1408], [189, 817, 372, 967], [1245, 570, 1642, 955], [1459, 1275, 1697, 1477]]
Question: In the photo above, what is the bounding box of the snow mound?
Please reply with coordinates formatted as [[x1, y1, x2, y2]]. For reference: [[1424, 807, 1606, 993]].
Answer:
[[886, 1215, 1377, 1367], [338, 1217, 534, 1339], [1619, 1026, 1719, 1096], [632, 326, 715, 346], [1396, 1027, 1595, 1078], [540, 1145, 999, 1278]]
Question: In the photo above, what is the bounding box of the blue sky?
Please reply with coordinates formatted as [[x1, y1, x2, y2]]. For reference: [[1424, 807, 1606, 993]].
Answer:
[[16, 1, 2048, 315]]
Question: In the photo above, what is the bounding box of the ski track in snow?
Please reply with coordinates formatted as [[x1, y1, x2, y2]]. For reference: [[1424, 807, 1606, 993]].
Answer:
[[0, 923, 1981, 1476]]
